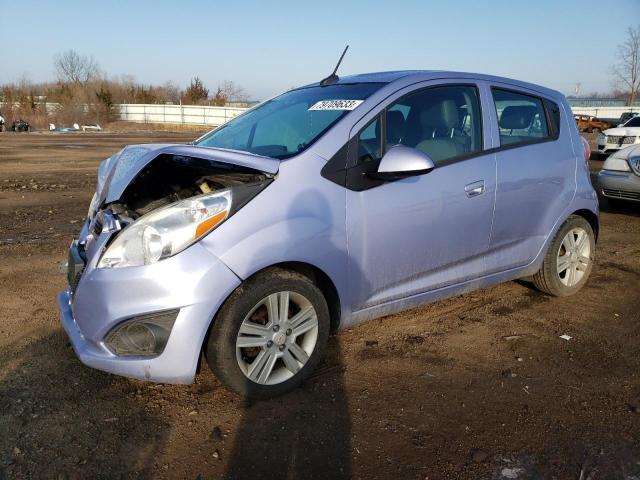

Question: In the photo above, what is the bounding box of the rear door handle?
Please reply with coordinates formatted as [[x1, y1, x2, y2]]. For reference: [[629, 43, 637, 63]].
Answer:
[[464, 180, 485, 197]]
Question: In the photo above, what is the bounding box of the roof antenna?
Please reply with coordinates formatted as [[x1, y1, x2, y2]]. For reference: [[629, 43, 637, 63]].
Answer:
[[320, 45, 349, 86]]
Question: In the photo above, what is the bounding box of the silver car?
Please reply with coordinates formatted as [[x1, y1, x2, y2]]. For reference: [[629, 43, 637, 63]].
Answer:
[[598, 143, 640, 204], [58, 71, 598, 398]]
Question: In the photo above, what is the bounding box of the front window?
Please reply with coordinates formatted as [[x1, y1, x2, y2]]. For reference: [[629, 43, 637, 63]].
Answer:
[[356, 84, 483, 166], [195, 83, 383, 159]]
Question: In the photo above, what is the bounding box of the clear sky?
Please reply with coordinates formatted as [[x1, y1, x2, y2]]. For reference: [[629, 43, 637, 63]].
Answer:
[[1, 0, 638, 100]]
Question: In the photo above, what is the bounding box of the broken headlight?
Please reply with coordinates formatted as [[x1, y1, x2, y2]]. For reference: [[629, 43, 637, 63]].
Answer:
[[98, 189, 231, 268]]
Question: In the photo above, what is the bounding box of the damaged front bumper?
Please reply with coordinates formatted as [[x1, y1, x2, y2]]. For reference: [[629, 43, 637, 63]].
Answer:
[[57, 237, 241, 384]]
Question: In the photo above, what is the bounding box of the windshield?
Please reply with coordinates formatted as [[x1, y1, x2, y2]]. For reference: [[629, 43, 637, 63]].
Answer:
[[624, 116, 640, 127], [195, 83, 383, 159]]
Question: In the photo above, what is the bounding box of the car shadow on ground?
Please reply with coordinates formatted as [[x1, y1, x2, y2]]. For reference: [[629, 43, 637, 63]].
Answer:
[[0, 330, 171, 479], [220, 189, 359, 480], [221, 336, 351, 480]]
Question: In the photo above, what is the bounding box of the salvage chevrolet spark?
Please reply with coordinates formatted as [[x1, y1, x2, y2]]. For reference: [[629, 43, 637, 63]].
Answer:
[[59, 71, 599, 398]]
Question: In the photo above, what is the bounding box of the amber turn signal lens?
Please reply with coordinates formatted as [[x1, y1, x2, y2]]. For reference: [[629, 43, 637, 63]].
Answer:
[[195, 210, 228, 238]]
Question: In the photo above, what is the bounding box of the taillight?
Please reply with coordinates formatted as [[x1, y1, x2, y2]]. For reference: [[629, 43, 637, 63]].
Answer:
[[580, 137, 591, 162]]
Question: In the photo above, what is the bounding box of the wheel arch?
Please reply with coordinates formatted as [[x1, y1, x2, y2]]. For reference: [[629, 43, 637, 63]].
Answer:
[[251, 262, 342, 333], [207, 261, 342, 337], [571, 208, 599, 241]]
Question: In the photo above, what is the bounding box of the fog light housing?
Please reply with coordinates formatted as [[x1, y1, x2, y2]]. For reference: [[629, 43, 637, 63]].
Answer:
[[105, 309, 179, 356]]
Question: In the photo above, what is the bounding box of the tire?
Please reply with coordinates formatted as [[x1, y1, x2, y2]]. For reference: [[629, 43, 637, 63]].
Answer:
[[592, 127, 600, 134], [532, 215, 595, 297], [206, 268, 330, 399]]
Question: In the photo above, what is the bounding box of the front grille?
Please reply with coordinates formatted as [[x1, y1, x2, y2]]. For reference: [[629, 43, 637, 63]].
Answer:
[[602, 188, 640, 201], [605, 135, 637, 145], [67, 241, 86, 292]]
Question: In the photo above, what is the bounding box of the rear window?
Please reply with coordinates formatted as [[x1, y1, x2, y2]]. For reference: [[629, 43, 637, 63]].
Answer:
[[492, 88, 550, 147], [625, 116, 640, 127]]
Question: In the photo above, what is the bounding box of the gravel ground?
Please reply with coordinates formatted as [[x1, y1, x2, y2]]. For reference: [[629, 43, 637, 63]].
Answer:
[[0, 131, 638, 480]]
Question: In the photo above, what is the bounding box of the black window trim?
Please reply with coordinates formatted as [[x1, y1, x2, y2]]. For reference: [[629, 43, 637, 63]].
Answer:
[[489, 86, 561, 153]]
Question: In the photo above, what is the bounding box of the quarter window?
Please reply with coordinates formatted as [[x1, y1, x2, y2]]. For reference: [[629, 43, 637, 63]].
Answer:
[[492, 88, 550, 146], [357, 117, 382, 164]]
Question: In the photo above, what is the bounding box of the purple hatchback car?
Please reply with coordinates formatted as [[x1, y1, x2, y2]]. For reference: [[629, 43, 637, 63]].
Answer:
[[58, 71, 598, 398]]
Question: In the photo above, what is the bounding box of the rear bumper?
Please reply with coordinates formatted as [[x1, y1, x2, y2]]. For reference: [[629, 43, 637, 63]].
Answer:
[[57, 241, 242, 384], [598, 170, 640, 202]]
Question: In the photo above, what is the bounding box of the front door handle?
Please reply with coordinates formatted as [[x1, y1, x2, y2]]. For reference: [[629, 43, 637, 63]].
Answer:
[[464, 180, 485, 197]]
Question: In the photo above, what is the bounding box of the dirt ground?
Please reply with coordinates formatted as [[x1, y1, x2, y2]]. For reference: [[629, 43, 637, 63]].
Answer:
[[0, 131, 638, 480]]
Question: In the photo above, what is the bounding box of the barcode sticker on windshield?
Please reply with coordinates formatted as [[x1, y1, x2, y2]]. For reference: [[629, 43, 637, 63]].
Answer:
[[308, 100, 364, 111]]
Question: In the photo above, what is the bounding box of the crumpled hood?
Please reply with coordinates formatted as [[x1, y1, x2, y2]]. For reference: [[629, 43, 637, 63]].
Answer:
[[603, 127, 640, 137], [96, 144, 280, 204]]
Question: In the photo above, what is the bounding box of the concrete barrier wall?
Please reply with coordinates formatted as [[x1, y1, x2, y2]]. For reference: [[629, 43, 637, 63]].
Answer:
[[116, 104, 248, 127]]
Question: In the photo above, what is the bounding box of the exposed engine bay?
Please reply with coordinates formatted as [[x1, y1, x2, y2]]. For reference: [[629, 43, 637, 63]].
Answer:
[[104, 153, 271, 222]]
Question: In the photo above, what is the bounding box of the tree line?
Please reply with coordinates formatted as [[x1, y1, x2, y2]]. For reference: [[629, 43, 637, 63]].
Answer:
[[0, 50, 249, 128]]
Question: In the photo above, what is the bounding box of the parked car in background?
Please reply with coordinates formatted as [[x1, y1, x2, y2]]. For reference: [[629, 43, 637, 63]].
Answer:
[[58, 71, 599, 398], [11, 119, 31, 132], [597, 115, 640, 155], [574, 114, 609, 133], [598, 143, 640, 204], [618, 111, 638, 126]]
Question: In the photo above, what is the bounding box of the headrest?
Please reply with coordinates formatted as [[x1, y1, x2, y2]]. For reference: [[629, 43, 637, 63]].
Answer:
[[500, 105, 537, 130], [387, 110, 405, 143], [420, 99, 459, 131]]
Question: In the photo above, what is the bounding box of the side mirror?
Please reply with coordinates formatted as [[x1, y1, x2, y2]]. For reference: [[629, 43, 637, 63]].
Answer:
[[368, 145, 435, 181]]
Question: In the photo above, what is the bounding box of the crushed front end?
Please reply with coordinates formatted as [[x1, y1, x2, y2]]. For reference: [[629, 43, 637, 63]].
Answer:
[[58, 144, 276, 383]]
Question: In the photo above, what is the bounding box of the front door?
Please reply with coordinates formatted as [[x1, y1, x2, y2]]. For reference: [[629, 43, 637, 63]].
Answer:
[[346, 82, 497, 311]]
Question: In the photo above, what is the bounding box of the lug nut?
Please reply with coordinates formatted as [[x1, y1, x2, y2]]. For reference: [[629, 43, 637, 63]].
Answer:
[[286, 329, 292, 336], [279, 345, 285, 351], [266, 340, 273, 348], [273, 325, 280, 332]]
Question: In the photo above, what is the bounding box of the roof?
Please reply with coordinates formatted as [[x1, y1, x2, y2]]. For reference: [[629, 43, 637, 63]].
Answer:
[[301, 70, 562, 99]]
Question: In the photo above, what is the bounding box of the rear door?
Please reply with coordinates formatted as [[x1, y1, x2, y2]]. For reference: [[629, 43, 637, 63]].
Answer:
[[487, 85, 576, 269]]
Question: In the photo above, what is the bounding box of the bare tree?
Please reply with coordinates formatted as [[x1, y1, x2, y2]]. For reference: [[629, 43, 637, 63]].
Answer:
[[54, 50, 99, 85], [220, 80, 248, 103], [612, 25, 640, 105], [211, 81, 248, 106]]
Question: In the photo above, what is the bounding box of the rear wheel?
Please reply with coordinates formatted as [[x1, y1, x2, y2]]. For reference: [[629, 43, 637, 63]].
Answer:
[[532, 215, 595, 296], [206, 268, 330, 398]]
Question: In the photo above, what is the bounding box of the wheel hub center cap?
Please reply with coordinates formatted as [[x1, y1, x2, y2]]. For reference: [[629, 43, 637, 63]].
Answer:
[[273, 332, 287, 346], [570, 251, 578, 261]]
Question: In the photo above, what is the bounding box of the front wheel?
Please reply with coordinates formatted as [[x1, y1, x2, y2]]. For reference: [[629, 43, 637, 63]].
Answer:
[[206, 268, 330, 398], [532, 215, 595, 296]]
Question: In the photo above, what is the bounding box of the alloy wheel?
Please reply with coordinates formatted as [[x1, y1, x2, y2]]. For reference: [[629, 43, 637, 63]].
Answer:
[[235, 291, 319, 385], [556, 227, 591, 287]]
